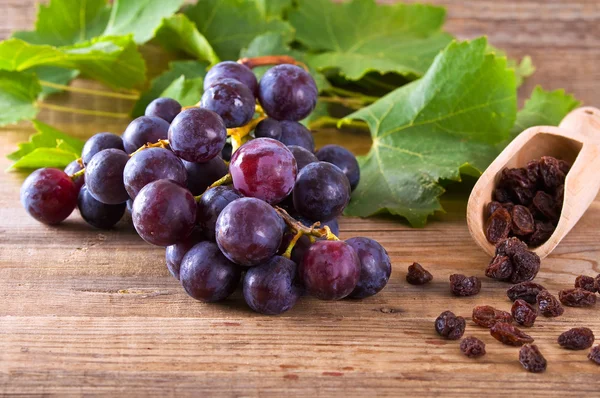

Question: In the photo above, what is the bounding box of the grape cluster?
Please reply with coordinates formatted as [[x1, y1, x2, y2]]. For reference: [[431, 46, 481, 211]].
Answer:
[[19, 60, 391, 315]]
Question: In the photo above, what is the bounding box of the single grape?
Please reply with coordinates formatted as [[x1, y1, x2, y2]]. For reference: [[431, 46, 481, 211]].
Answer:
[[258, 64, 317, 121], [316, 144, 360, 191], [200, 78, 255, 128], [293, 162, 351, 221], [243, 256, 301, 315], [221, 142, 233, 161], [180, 241, 241, 302], [64, 160, 84, 192], [77, 185, 126, 229], [254, 118, 282, 140], [283, 217, 339, 265], [145, 97, 181, 123], [122, 116, 170, 154], [204, 61, 258, 95], [20, 168, 78, 225], [216, 197, 284, 266], [229, 138, 297, 204], [300, 240, 360, 300], [165, 229, 204, 280], [132, 179, 196, 246], [123, 147, 187, 199], [287, 145, 318, 171], [168, 108, 227, 163], [196, 186, 242, 241], [346, 237, 391, 299], [81, 132, 124, 165], [184, 157, 228, 196], [279, 121, 315, 152], [85, 148, 130, 204]]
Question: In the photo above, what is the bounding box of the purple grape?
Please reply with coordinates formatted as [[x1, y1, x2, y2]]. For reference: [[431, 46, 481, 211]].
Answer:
[[221, 142, 232, 161], [196, 186, 242, 241], [64, 160, 84, 192], [293, 162, 351, 221], [243, 256, 301, 315], [77, 185, 125, 229], [279, 121, 314, 152], [85, 148, 129, 204], [204, 61, 258, 95], [180, 241, 241, 302], [132, 179, 196, 246], [165, 229, 204, 280], [183, 157, 228, 196], [200, 78, 255, 128], [258, 64, 317, 121], [20, 168, 78, 225], [288, 145, 318, 171], [123, 147, 187, 199], [346, 237, 391, 299], [81, 132, 124, 165], [122, 116, 170, 154], [254, 118, 282, 140], [316, 144, 360, 191], [230, 138, 297, 204], [284, 218, 339, 265], [216, 197, 284, 266], [145, 97, 181, 123], [168, 108, 227, 163], [300, 240, 360, 300]]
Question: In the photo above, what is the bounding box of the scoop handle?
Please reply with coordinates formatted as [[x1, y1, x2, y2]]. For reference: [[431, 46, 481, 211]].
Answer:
[[558, 107, 600, 143]]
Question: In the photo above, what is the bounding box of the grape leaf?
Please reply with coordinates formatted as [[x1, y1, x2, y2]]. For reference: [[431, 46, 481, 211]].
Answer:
[[10, 148, 79, 170], [487, 45, 535, 87], [342, 38, 517, 226], [288, 0, 453, 80], [256, 0, 293, 19], [7, 120, 85, 162], [160, 76, 204, 107], [0, 71, 41, 126], [184, 0, 293, 61], [34, 67, 80, 97]]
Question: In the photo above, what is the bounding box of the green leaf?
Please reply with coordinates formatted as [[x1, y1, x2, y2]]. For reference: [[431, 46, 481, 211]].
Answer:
[[184, 0, 293, 61], [103, 0, 186, 44], [34, 67, 80, 97], [155, 14, 220, 65], [288, 0, 453, 80], [0, 71, 41, 126], [342, 38, 517, 226], [160, 75, 204, 107], [486, 45, 535, 87], [131, 60, 209, 117], [8, 120, 85, 161], [256, 0, 293, 19], [10, 148, 79, 170]]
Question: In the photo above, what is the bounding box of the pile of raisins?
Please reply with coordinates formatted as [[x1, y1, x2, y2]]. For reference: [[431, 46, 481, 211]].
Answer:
[[486, 237, 541, 283], [485, 156, 570, 247]]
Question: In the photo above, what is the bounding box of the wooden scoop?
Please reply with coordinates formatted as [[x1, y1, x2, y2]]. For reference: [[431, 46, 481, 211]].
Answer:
[[467, 107, 600, 259]]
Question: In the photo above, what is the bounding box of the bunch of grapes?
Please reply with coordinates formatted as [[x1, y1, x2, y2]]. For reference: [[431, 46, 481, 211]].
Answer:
[[20, 59, 392, 315]]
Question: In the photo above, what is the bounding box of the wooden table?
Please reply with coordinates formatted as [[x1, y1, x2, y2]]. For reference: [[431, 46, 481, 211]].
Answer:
[[1, 1, 600, 396]]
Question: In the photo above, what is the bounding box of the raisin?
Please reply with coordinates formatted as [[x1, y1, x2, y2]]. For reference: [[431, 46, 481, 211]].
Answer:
[[449, 274, 481, 297], [486, 255, 513, 280], [519, 344, 547, 373], [555, 184, 565, 205], [558, 159, 571, 175], [558, 327, 595, 350], [496, 237, 528, 257], [435, 311, 466, 340], [539, 156, 566, 191], [527, 221, 555, 247], [596, 275, 600, 292], [511, 299, 537, 327], [531, 191, 559, 221], [472, 305, 513, 328], [486, 201, 503, 218], [589, 345, 600, 365], [499, 167, 537, 205], [507, 282, 547, 304], [526, 160, 541, 184], [511, 205, 535, 236], [575, 275, 597, 293], [485, 208, 512, 244], [490, 322, 534, 346], [510, 250, 540, 283], [406, 262, 433, 285], [537, 290, 564, 317], [493, 188, 512, 203], [502, 202, 515, 214], [460, 337, 486, 358], [559, 288, 597, 307]]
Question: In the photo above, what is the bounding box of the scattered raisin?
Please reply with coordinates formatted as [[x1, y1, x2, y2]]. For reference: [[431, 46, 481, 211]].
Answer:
[[526, 221, 555, 247], [485, 255, 513, 280], [472, 305, 513, 328], [519, 344, 547, 373], [510, 250, 541, 283], [559, 288, 597, 307], [485, 207, 512, 244], [507, 282, 547, 304], [449, 274, 481, 297], [490, 322, 534, 346], [486, 201, 503, 218], [558, 327, 595, 350], [589, 345, 600, 365], [539, 156, 566, 191], [435, 311, 466, 340], [511, 299, 537, 327], [406, 262, 433, 285], [511, 205, 535, 236], [537, 290, 564, 317], [575, 275, 597, 293], [460, 337, 486, 358]]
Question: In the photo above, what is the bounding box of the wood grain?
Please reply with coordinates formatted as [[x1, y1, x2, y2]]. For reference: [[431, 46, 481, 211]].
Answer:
[[1, 0, 600, 396]]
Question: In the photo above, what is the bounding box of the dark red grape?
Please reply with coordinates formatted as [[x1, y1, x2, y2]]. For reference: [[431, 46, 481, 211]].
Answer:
[[196, 186, 242, 241], [230, 138, 297, 204], [243, 256, 301, 315], [300, 240, 360, 300], [145, 97, 181, 123], [346, 237, 391, 299], [168, 108, 227, 163], [278, 121, 315, 152], [64, 160, 84, 192], [183, 157, 228, 196], [216, 197, 284, 266], [122, 116, 169, 154], [165, 229, 204, 280], [124, 147, 187, 199], [20, 168, 78, 225], [77, 185, 125, 229], [81, 132, 124, 165], [204, 61, 258, 95], [258, 64, 317, 121], [288, 145, 318, 171], [200, 78, 255, 128], [179, 241, 241, 302], [316, 144, 360, 191], [254, 118, 282, 140], [85, 148, 129, 204], [132, 179, 196, 246]]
